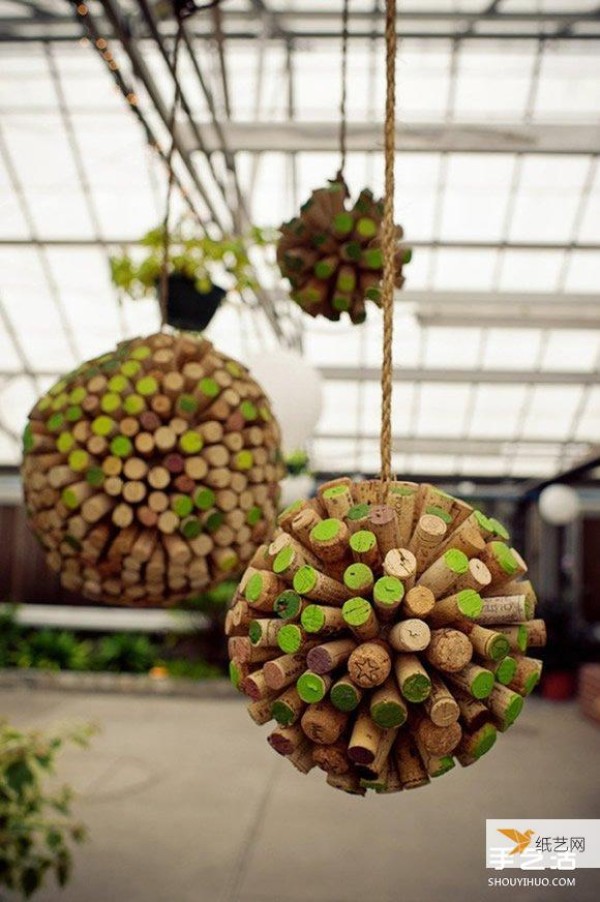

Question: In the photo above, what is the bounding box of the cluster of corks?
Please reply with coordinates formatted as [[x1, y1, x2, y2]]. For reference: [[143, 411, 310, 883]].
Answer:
[[22, 332, 284, 607], [277, 178, 411, 324], [227, 478, 546, 796]]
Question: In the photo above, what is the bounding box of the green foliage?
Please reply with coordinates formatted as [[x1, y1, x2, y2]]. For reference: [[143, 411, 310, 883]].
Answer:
[[92, 633, 157, 674], [0, 720, 95, 898], [5, 629, 93, 673], [159, 658, 222, 680], [109, 224, 276, 301], [185, 580, 237, 618], [286, 450, 311, 476]]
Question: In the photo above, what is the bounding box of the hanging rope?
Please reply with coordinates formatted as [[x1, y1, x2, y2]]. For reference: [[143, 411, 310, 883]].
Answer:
[[159, 17, 185, 327], [337, 0, 350, 179], [380, 0, 396, 489]]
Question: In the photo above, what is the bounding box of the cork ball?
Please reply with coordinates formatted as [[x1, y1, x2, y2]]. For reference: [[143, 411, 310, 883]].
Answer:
[[277, 177, 411, 324], [22, 332, 284, 607], [227, 478, 545, 796]]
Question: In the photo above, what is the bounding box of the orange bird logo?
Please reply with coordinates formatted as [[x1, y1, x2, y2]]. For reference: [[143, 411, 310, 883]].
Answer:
[[497, 829, 536, 855]]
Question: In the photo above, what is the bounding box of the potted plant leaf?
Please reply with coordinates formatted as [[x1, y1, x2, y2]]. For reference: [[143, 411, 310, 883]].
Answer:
[[110, 223, 275, 332]]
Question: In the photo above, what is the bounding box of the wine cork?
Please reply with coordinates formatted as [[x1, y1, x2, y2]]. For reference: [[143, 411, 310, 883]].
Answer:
[[423, 672, 460, 727], [403, 585, 435, 619], [301, 604, 345, 636], [347, 706, 384, 765], [361, 727, 398, 780], [307, 638, 357, 674], [290, 507, 321, 546], [490, 624, 528, 653], [395, 654, 432, 703], [244, 570, 285, 612], [351, 478, 385, 505], [342, 596, 381, 643], [349, 529, 380, 568], [321, 482, 354, 519], [269, 531, 322, 570], [408, 514, 447, 574], [416, 745, 455, 779], [271, 687, 305, 727], [372, 575, 405, 620], [485, 579, 537, 609], [277, 624, 309, 654], [326, 771, 365, 796], [394, 734, 430, 789], [453, 688, 491, 731], [486, 655, 518, 686], [413, 713, 462, 757], [370, 677, 408, 729], [343, 562, 374, 595], [271, 544, 309, 583], [247, 697, 275, 726], [348, 641, 392, 688], [418, 484, 454, 520], [485, 683, 524, 729], [428, 588, 483, 628], [453, 558, 492, 594], [386, 482, 418, 545], [312, 741, 351, 776], [248, 618, 282, 647], [309, 517, 350, 563], [456, 722, 497, 765], [296, 671, 333, 704], [418, 548, 469, 599], [436, 517, 485, 560], [368, 505, 401, 557], [292, 565, 352, 606], [330, 674, 363, 712], [227, 637, 276, 665], [389, 618, 431, 653], [455, 620, 510, 662], [444, 663, 495, 699], [268, 724, 308, 756], [479, 541, 526, 588], [301, 701, 348, 745], [345, 503, 371, 534], [273, 589, 305, 620], [263, 651, 311, 691], [507, 656, 543, 696], [240, 668, 276, 701], [522, 619, 547, 647], [425, 628, 473, 673]]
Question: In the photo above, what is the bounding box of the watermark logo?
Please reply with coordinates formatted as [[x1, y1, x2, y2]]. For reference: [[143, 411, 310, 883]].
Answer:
[[486, 820, 600, 871]]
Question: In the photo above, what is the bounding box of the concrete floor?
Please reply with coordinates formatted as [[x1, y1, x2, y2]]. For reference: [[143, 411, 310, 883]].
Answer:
[[1, 688, 599, 902]]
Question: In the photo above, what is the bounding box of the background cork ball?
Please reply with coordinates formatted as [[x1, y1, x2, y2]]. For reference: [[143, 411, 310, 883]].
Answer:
[[227, 478, 546, 796], [277, 178, 411, 324], [22, 332, 284, 607]]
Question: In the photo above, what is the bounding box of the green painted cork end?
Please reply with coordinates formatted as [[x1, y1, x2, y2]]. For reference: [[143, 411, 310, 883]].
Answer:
[[278, 624, 303, 654], [431, 756, 455, 777], [471, 670, 494, 699], [456, 589, 483, 619], [274, 590, 302, 619], [297, 672, 326, 703], [495, 657, 517, 685], [492, 542, 519, 576], [524, 671, 540, 695], [330, 683, 361, 712], [347, 503, 370, 521], [473, 724, 497, 758], [322, 484, 348, 500], [273, 545, 294, 574], [245, 572, 264, 604], [505, 693, 524, 725], [371, 701, 407, 729], [248, 621, 262, 644], [516, 625, 528, 652], [343, 563, 373, 591], [444, 548, 469, 574], [342, 597, 372, 627], [271, 701, 295, 726], [489, 635, 511, 661], [293, 566, 317, 595], [349, 530, 376, 553], [373, 576, 404, 606], [311, 518, 341, 542], [402, 673, 431, 703], [301, 605, 325, 633]]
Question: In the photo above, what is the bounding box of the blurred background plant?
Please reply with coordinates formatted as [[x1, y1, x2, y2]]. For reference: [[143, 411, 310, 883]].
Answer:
[[0, 720, 95, 898]]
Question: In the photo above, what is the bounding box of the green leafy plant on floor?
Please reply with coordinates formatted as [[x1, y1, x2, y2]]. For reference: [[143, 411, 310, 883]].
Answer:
[[109, 224, 277, 300], [0, 720, 95, 898], [93, 633, 157, 674]]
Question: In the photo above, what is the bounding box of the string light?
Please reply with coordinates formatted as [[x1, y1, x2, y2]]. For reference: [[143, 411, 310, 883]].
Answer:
[[76, 3, 88, 15], [95, 37, 107, 50]]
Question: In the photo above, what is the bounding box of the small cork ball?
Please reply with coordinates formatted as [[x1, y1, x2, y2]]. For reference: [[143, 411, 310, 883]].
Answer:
[[227, 478, 545, 796], [22, 331, 284, 607], [277, 177, 411, 324]]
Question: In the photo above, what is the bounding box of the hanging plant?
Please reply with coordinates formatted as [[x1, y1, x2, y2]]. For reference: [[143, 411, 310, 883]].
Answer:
[[109, 224, 275, 331], [277, 176, 411, 324]]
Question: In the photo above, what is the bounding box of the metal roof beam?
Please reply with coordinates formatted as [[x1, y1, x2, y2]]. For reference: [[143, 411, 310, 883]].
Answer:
[[319, 366, 600, 386]]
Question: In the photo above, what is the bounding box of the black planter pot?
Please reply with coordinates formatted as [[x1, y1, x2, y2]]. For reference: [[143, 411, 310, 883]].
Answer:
[[165, 274, 226, 332]]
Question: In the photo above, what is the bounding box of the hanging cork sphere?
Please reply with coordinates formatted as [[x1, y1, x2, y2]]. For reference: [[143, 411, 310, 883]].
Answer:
[[227, 478, 545, 795], [277, 177, 411, 324], [22, 332, 284, 607]]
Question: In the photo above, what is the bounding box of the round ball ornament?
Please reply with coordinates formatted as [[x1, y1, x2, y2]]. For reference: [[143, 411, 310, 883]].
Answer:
[[277, 177, 411, 324], [539, 484, 580, 526], [227, 478, 545, 795], [22, 332, 285, 607]]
